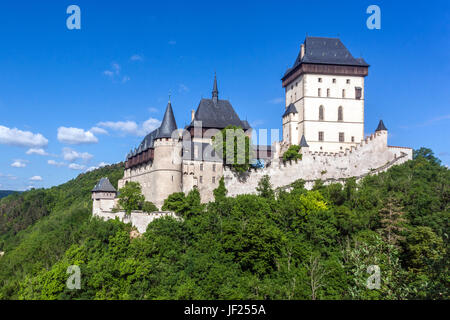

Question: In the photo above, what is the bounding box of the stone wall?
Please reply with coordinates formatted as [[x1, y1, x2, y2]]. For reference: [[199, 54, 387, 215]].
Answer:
[[224, 130, 412, 196], [93, 210, 178, 233]]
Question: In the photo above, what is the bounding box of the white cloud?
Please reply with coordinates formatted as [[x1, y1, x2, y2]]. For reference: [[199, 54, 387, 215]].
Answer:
[[48, 159, 66, 167], [130, 54, 143, 61], [97, 118, 161, 136], [11, 160, 27, 168], [62, 147, 93, 162], [26, 148, 49, 156], [0, 125, 48, 148], [89, 127, 108, 135], [30, 176, 43, 181], [103, 62, 121, 79], [57, 127, 98, 145], [85, 162, 110, 172], [68, 163, 86, 170]]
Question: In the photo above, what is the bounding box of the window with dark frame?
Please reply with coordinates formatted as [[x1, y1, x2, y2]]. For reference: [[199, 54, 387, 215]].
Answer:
[[339, 132, 344, 142], [338, 106, 343, 121], [355, 87, 362, 100], [319, 105, 324, 121], [319, 131, 324, 141]]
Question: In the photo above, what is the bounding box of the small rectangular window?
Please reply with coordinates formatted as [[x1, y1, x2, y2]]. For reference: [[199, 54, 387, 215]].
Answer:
[[212, 176, 216, 183], [212, 164, 216, 172], [346, 79, 350, 84], [339, 132, 345, 142], [319, 131, 324, 141], [318, 78, 322, 83], [200, 176, 203, 183], [327, 88, 330, 97], [342, 89, 345, 98], [332, 78, 336, 83], [318, 88, 321, 97], [200, 163, 203, 171], [351, 136, 355, 142], [355, 87, 362, 100]]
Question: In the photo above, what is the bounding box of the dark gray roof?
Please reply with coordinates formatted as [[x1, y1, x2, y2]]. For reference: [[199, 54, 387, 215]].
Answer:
[[156, 101, 177, 139], [299, 135, 309, 147], [92, 177, 117, 193], [241, 120, 251, 130], [375, 120, 388, 131], [282, 103, 298, 117], [182, 142, 223, 162], [284, 37, 369, 78], [189, 98, 249, 129]]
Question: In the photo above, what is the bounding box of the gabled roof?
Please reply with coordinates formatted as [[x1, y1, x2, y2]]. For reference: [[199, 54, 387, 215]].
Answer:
[[189, 98, 249, 129], [282, 103, 298, 117], [156, 101, 177, 139], [299, 134, 309, 147], [283, 37, 369, 78], [375, 120, 388, 131], [92, 177, 117, 193]]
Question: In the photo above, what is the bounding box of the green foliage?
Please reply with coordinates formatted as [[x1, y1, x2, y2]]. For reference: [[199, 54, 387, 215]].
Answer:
[[213, 125, 252, 173], [283, 145, 302, 162], [141, 201, 158, 213], [117, 182, 145, 215], [0, 149, 449, 300]]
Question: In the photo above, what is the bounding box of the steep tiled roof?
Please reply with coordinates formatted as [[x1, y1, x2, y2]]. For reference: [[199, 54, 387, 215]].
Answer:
[[299, 134, 309, 147], [283, 37, 369, 78], [92, 177, 117, 192]]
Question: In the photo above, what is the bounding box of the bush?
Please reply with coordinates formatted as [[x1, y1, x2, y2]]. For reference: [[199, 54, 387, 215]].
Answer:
[[283, 145, 302, 162]]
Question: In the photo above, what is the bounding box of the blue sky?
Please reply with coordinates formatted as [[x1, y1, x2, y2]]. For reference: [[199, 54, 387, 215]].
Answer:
[[0, 0, 449, 190]]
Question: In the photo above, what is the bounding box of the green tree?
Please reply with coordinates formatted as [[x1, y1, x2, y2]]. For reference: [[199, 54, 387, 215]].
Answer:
[[256, 175, 275, 200], [117, 182, 145, 215], [213, 125, 252, 173], [283, 145, 302, 162]]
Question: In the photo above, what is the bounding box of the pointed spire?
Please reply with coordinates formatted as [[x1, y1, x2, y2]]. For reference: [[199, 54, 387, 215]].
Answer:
[[375, 120, 387, 132], [156, 99, 178, 139], [299, 134, 309, 148], [212, 72, 218, 103]]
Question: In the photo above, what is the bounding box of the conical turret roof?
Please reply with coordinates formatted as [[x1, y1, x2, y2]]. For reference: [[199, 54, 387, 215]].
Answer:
[[299, 134, 309, 147], [156, 100, 178, 139], [375, 120, 387, 131], [92, 177, 117, 193]]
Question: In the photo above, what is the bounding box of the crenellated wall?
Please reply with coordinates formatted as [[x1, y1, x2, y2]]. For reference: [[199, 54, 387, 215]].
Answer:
[[224, 130, 413, 196]]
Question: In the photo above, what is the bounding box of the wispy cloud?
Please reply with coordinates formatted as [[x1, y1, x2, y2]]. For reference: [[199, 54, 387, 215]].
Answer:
[[267, 97, 284, 104], [130, 54, 144, 62], [30, 176, 43, 181], [0, 125, 48, 148], [89, 127, 108, 135], [48, 159, 66, 167], [68, 163, 86, 171], [400, 114, 450, 129], [179, 84, 190, 93], [86, 162, 109, 172], [57, 127, 98, 145], [26, 148, 50, 156]]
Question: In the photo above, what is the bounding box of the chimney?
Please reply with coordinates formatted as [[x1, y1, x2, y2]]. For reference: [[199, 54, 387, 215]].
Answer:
[[191, 109, 195, 121], [300, 43, 305, 59]]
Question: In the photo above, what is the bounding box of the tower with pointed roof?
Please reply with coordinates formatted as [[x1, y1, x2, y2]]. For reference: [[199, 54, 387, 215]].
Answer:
[[281, 37, 369, 153], [92, 177, 117, 215]]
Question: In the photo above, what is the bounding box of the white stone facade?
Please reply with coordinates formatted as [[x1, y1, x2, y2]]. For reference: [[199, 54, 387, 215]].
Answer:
[[284, 73, 365, 153]]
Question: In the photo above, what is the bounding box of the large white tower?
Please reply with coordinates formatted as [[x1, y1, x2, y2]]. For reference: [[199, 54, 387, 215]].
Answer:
[[281, 37, 369, 153]]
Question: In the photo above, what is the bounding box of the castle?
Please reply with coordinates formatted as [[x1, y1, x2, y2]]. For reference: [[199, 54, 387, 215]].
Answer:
[[92, 37, 413, 226]]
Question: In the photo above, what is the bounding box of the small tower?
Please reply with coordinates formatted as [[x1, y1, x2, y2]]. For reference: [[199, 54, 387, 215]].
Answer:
[[299, 134, 310, 154], [375, 119, 388, 146], [92, 177, 117, 215], [282, 103, 300, 146], [375, 120, 387, 132], [151, 99, 182, 208]]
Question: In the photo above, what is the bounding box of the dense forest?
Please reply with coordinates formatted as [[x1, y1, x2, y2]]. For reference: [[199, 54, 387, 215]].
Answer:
[[0, 148, 448, 300], [0, 191, 20, 200]]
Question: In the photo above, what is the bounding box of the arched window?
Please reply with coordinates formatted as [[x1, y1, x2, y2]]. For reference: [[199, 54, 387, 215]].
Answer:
[[338, 106, 343, 121], [319, 105, 324, 121]]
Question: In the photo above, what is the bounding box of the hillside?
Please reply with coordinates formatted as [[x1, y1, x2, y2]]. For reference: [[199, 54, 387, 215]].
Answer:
[[0, 191, 20, 199], [0, 149, 448, 300]]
